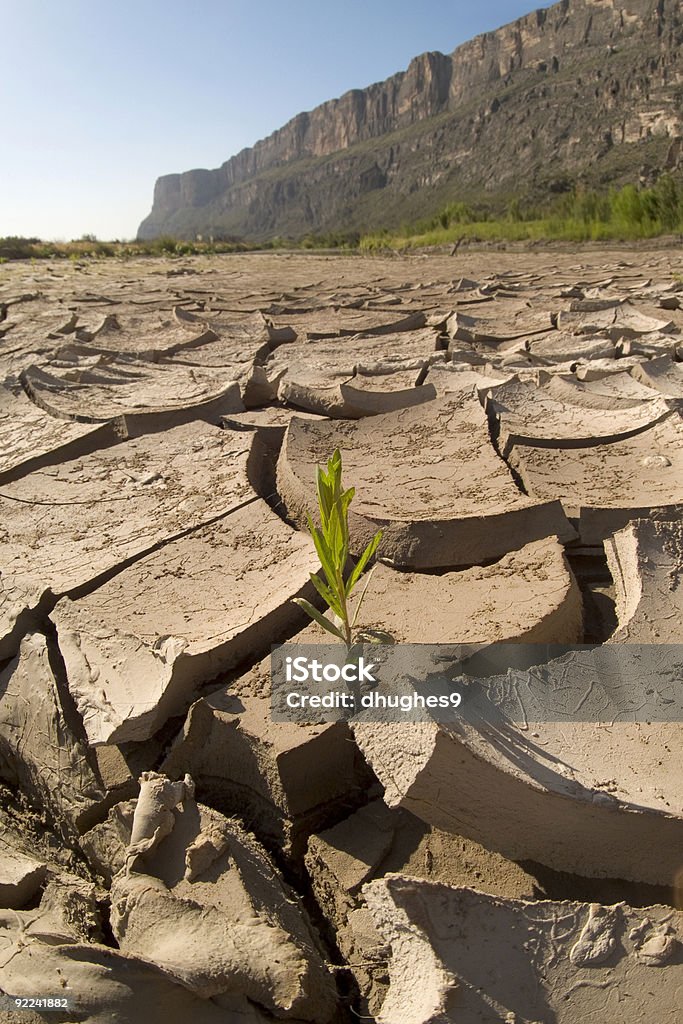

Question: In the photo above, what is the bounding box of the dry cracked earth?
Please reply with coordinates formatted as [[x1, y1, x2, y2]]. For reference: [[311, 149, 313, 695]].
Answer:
[[0, 246, 682, 1023]]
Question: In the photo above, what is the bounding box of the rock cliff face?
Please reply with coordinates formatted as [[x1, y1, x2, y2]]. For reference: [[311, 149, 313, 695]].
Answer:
[[138, 0, 683, 241]]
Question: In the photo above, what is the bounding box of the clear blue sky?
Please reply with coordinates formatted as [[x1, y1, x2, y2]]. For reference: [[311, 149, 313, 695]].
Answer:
[[1, 1, 544, 240]]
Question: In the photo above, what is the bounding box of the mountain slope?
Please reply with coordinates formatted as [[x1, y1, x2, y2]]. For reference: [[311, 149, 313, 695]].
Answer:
[[138, 0, 683, 242]]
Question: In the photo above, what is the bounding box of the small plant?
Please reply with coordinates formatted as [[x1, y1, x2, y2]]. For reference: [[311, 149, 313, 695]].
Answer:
[[294, 449, 383, 647]]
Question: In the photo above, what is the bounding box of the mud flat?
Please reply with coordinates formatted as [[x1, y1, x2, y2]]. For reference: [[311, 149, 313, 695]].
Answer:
[[0, 247, 682, 1022]]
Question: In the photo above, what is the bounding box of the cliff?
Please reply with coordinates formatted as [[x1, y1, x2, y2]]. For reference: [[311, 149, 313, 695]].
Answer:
[[138, 0, 683, 241]]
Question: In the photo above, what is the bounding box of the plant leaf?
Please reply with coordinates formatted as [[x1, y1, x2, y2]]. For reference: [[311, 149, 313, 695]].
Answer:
[[293, 598, 346, 641], [350, 564, 376, 628], [327, 448, 342, 488], [346, 529, 383, 596], [309, 573, 343, 618], [329, 517, 346, 570], [338, 486, 355, 549], [316, 468, 333, 529], [308, 516, 338, 585]]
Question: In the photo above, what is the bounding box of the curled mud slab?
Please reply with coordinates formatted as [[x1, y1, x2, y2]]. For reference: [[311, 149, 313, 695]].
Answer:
[[3, 940, 260, 1024], [51, 498, 319, 745], [364, 876, 683, 1024], [573, 356, 648, 380], [277, 396, 575, 568], [507, 413, 683, 543], [486, 376, 673, 455], [446, 306, 554, 345], [21, 362, 244, 434], [315, 536, 582, 644], [0, 634, 108, 834], [0, 383, 127, 484], [161, 689, 374, 859], [631, 354, 683, 397], [556, 302, 675, 339], [268, 328, 442, 416], [527, 331, 616, 362], [605, 517, 683, 642], [336, 370, 437, 418], [0, 422, 255, 659], [1, 860, 299, 1023], [542, 371, 659, 408], [353, 645, 683, 886], [107, 774, 337, 1020], [41, 310, 221, 358], [0, 848, 47, 910], [285, 309, 428, 340], [425, 363, 514, 397], [305, 799, 542, 1018]]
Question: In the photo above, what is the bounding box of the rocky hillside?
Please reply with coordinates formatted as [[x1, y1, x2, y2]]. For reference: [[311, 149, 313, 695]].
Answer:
[[138, 0, 683, 241]]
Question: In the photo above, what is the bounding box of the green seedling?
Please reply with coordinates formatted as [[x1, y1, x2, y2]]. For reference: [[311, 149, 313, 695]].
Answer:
[[293, 449, 383, 647]]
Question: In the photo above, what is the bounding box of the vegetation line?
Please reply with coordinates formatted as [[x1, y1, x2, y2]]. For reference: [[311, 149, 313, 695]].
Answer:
[[359, 175, 683, 250], [2, 176, 683, 262]]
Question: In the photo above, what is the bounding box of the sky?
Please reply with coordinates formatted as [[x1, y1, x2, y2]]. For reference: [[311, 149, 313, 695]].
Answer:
[[1, 0, 546, 241]]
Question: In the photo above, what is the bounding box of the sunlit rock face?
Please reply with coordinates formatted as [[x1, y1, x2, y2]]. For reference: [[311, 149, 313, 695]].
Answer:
[[138, 0, 683, 241]]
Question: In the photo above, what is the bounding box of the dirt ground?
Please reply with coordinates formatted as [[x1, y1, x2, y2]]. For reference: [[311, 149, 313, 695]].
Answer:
[[1, 244, 682, 1023]]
